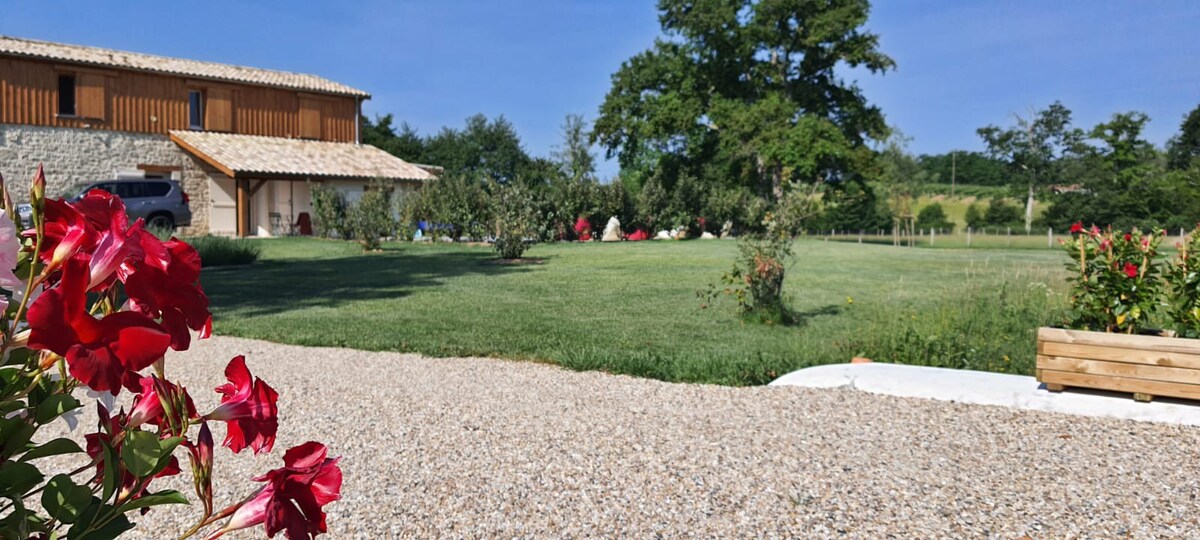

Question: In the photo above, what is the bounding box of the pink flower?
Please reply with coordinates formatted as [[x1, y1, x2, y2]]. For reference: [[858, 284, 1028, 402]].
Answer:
[[205, 356, 279, 454], [222, 442, 342, 539], [1123, 262, 1139, 278]]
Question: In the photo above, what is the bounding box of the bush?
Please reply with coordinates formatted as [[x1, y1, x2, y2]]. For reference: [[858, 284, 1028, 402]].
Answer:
[[184, 235, 262, 267], [407, 174, 492, 240], [701, 216, 797, 324], [964, 203, 985, 229], [915, 202, 955, 233], [1062, 224, 1164, 333], [983, 198, 1023, 228], [310, 182, 348, 238], [347, 181, 396, 250], [491, 182, 541, 259]]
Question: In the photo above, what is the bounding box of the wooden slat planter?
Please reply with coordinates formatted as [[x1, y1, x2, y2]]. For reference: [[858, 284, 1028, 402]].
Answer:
[[1036, 327, 1200, 402]]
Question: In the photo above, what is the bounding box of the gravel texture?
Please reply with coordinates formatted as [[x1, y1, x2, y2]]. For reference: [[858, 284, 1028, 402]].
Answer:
[[44, 336, 1200, 538]]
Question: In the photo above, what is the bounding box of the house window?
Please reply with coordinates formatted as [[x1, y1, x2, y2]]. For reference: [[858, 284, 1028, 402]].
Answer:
[[58, 74, 76, 116], [188, 90, 204, 130]]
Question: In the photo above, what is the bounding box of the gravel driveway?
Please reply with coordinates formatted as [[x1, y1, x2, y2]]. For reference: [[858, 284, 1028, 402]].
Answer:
[[94, 337, 1200, 538]]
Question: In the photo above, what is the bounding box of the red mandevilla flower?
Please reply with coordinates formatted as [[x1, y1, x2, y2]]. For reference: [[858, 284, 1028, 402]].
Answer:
[[1124, 233, 1132, 242], [220, 442, 342, 539], [1123, 262, 1139, 278], [206, 356, 279, 454], [126, 375, 197, 433], [1070, 222, 1084, 234], [27, 255, 171, 393], [125, 238, 212, 351], [37, 198, 98, 271]]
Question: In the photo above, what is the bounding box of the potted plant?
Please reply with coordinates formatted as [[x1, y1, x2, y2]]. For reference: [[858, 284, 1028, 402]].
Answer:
[[1037, 223, 1200, 402]]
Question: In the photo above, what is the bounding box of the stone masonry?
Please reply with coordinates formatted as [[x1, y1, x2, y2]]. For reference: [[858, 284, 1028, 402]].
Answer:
[[0, 124, 211, 235]]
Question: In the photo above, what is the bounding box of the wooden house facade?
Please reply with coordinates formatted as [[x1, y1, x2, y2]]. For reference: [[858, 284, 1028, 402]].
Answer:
[[0, 35, 434, 237]]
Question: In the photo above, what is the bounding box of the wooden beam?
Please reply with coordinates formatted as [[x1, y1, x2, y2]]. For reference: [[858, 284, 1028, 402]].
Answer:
[[236, 178, 250, 238]]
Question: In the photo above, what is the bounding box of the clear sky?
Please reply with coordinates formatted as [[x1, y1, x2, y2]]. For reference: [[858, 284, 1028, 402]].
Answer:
[[3, 1, 1199, 178]]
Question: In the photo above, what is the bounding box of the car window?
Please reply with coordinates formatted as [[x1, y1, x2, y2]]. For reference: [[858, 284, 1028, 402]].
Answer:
[[144, 182, 171, 197], [115, 183, 147, 199]]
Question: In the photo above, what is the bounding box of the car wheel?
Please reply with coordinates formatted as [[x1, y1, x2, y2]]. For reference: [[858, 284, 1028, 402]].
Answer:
[[147, 213, 176, 231]]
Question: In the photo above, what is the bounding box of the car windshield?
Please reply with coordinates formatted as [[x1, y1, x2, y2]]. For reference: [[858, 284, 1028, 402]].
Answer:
[[65, 182, 97, 201]]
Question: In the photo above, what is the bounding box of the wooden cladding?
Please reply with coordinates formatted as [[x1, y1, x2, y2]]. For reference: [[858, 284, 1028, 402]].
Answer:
[[205, 87, 233, 132], [298, 98, 322, 139], [0, 56, 356, 142], [76, 72, 106, 120]]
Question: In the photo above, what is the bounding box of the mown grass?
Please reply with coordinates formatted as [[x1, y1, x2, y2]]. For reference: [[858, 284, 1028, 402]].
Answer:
[[201, 237, 1069, 385]]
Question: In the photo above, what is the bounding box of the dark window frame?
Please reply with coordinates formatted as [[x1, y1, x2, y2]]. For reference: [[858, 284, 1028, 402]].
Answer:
[[57, 74, 77, 117], [188, 90, 204, 130]]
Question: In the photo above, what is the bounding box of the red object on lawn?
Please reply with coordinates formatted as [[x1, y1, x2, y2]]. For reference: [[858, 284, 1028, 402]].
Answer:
[[294, 213, 313, 236], [627, 229, 649, 241], [573, 216, 592, 241]]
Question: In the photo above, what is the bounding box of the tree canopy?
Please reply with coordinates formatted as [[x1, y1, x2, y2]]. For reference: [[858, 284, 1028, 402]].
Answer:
[[592, 0, 894, 201], [1167, 103, 1200, 171]]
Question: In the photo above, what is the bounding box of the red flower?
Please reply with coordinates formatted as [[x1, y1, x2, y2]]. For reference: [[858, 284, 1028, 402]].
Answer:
[[125, 238, 211, 351], [223, 442, 342, 539], [27, 255, 170, 393], [1124, 233, 1132, 242], [1069, 222, 1084, 234], [37, 199, 97, 270], [1123, 262, 1139, 278], [127, 375, 197, 433], [206, 356, 279, 455]]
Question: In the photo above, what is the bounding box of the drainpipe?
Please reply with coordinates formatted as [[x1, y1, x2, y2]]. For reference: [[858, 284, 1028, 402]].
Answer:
[[355, 97, 362, 145]]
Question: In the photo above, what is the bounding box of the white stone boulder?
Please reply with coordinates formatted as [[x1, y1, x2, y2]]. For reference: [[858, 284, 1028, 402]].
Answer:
[[700, 231, 716, 240], [654, 230, 673, 240], [601, 216, 622, 242]]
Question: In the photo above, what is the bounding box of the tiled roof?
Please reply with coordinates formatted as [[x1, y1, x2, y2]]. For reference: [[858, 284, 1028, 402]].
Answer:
[[0, 35, 369, 98], [170, 131, 436, 181]]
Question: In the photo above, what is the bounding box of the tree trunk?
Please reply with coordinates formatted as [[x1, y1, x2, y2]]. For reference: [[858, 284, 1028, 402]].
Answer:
[[756, 154, 784, 202], [1024, 183, 1035, 234]]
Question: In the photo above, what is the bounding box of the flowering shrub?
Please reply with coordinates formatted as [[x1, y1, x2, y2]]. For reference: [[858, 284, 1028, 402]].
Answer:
[[1167, 229, 1200, 338], [0, 167, 340, 539], [1061, 222, 1165, 333], [699, 213, 796, 324]]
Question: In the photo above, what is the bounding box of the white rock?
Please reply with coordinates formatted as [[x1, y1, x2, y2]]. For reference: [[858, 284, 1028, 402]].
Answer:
[[601, 216, 622, 242], [654, 230, 672, 240], [700, 231, 716, 240]]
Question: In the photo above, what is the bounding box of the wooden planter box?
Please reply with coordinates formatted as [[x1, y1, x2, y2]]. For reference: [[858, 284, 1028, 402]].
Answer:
[[1036, 327, 1200, 402]]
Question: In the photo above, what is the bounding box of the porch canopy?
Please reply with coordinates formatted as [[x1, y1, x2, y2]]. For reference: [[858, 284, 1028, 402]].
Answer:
[[169, 130, 436, 236]]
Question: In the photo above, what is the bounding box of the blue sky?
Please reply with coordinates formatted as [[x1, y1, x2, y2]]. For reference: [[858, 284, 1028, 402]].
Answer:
[[3, 1, 1199, 178]]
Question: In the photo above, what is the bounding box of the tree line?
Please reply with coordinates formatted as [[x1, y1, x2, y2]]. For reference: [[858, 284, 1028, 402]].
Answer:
[[359, 0, 1200, 241]]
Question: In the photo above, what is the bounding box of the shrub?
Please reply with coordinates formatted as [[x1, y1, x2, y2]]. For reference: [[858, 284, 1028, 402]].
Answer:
[[0, 167, 341, 539], [983, 197, 1023, 228], [184, 235, 262, 266], [310, 182, 348, 238], [1061, 223, 1165, 333], [347, 181, 396, 250], [1168, 229, 1200, 337], [964, 202, 985, 229], [491, 182, 541, 259], [407, 174, 491, 240], [915, 202, 955, 233], [701, 214, 796, 324]]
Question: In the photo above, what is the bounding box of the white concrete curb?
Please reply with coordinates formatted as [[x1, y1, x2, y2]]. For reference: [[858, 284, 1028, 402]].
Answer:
[[770, 363, 1200, 427]]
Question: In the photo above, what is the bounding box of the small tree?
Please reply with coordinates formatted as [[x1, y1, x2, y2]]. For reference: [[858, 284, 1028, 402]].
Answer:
[[916, 203, 955, 233], [491, 182, 542, 259], [964, 203, 985, 229], [310, 182, 348, 238], [347, 180, 395, 250]]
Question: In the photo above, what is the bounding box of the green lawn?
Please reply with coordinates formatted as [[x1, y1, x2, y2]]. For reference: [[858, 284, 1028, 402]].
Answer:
[[202, 238, 1068, 385]]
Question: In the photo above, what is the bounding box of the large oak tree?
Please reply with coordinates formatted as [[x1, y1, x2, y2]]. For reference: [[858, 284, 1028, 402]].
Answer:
[[592, 0, 894, 201]]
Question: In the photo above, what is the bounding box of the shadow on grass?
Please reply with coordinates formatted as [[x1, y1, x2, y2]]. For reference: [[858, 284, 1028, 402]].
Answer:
[[740, 303, 843, 328], [203, 249, 535, 318]]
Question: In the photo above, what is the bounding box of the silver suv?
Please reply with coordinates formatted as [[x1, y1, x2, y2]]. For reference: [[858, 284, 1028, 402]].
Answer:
[[19, 178, 193, 231]]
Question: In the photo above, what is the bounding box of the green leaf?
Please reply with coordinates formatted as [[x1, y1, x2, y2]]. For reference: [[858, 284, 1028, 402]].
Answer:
[[21, 438, 84, 462], [41, 474, 92, 524], [0, 418, 35, 459], [147, 436, 185, 477], [0, 460, 43, 497], [75, 514, 134, 540], [34, 394, 80, 424], [121, 431, 165, 478], [115, 489, 188, 514], [99, 443, 117, 502], [67, 499, 134, 540]]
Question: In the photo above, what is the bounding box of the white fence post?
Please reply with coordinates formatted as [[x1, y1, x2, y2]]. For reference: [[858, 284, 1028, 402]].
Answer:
[[1047, 227, 1053, 248], [967, 227, 972, 248]]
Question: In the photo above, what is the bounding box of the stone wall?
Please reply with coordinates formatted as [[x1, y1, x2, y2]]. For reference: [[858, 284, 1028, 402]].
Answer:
[[0, 123, 211, 235]]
